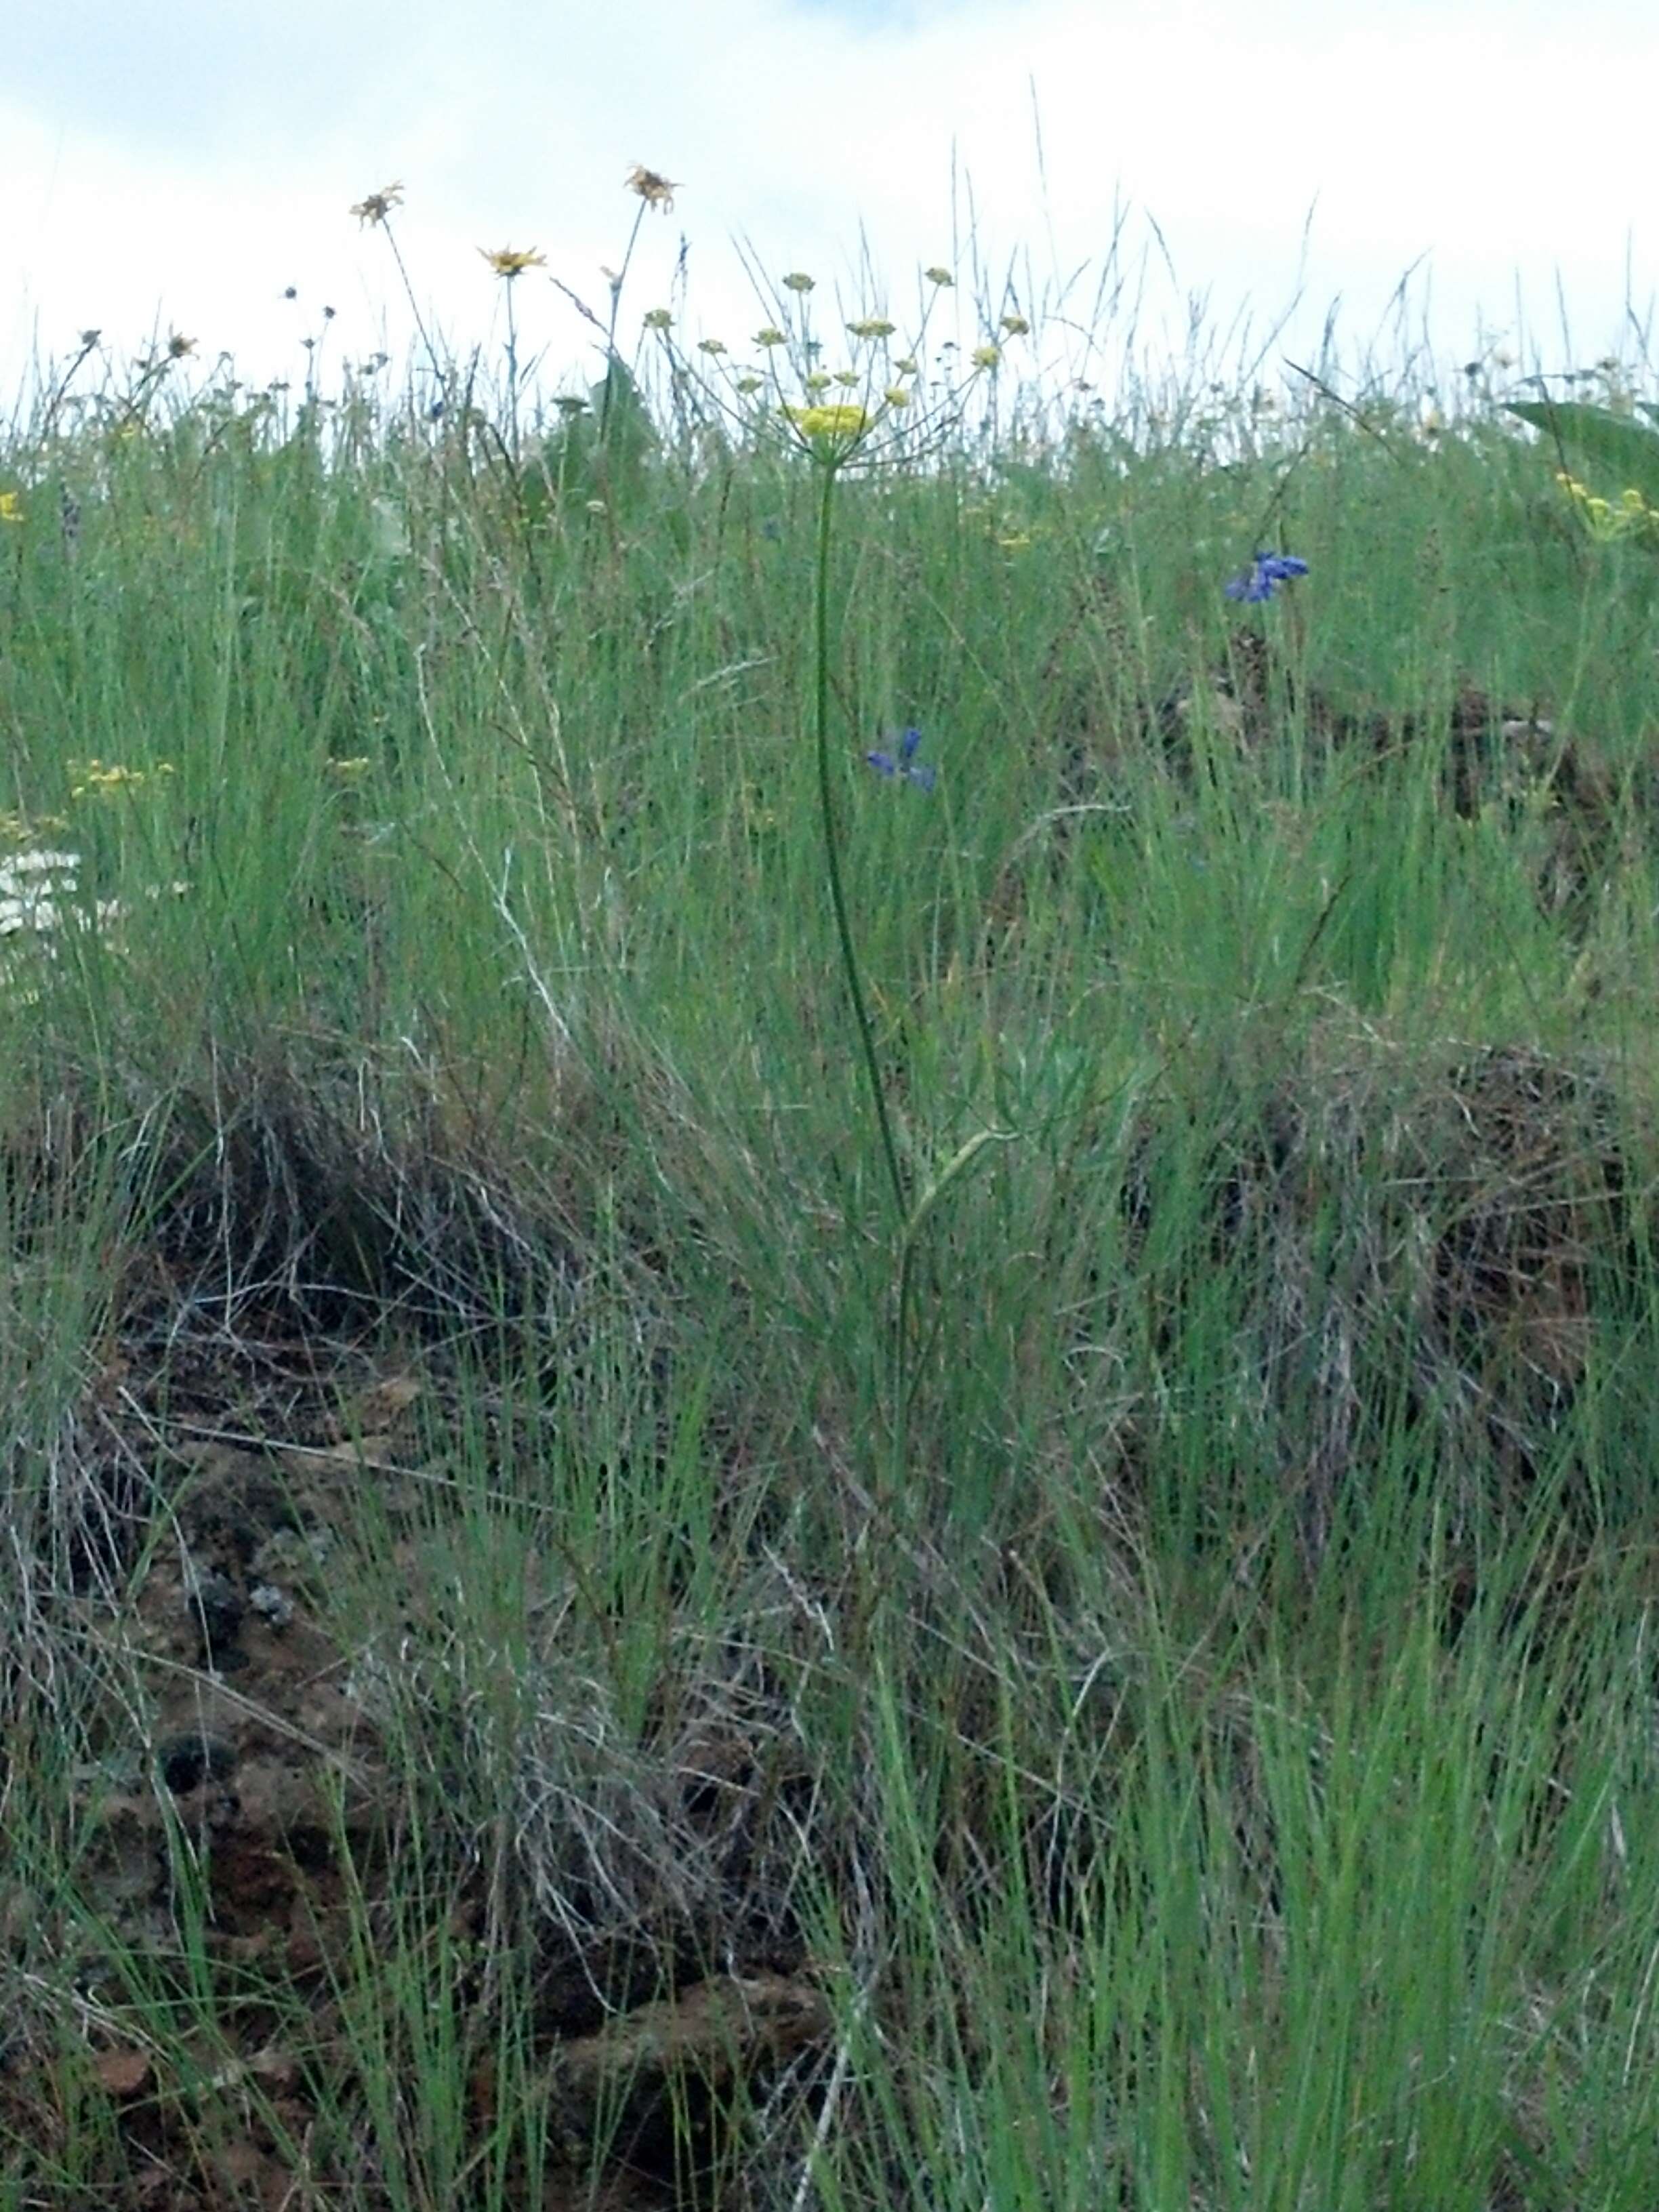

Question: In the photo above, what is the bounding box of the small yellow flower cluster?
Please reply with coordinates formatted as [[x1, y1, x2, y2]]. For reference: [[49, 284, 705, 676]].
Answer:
[[0, 492, 21, 525], [1556, 471, 1659, 544], [479, 245, 546, 278], [326, 756, 373, 779], [68, 759, 176, 801], [784, 403, 870, 444]]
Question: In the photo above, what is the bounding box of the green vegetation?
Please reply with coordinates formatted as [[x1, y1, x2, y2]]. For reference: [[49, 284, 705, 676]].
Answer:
[[2, 228, 1659, 2209]]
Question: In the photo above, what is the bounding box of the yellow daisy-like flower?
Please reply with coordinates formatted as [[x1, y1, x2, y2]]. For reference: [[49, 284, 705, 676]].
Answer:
[[1000, 312, 1030, 335], [847, 318, 896, 340], [883, 386, 911, 409], [924, 266, 954, 287], [784, 403, 869, 441], [972, 344, 1001, 370], [754, 327, 787, 348], [479, 245, 546, 278], [0, 492, 22, 525], [782, 272, 815, 293], [350, 182, 405, 227], [697, 337, 728, 355], [643, 308, 674, 330], [625, 165, 680, 213]]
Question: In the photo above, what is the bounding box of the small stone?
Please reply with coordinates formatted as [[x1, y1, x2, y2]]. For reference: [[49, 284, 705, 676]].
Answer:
[[248, 1582, 294, 1629]]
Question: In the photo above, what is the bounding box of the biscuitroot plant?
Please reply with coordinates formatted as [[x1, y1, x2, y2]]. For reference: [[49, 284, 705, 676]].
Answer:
[[767, 352, 1015, 1506]]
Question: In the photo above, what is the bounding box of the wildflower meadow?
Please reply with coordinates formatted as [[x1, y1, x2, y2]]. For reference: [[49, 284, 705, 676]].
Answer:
[[3, 167, 1659, 2209]]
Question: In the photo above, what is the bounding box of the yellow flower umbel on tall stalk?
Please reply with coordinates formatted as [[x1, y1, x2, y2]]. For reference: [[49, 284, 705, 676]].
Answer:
[[594, 163, 686, 443], [480, 247, 546, 462], [348, 180, 446, 399]]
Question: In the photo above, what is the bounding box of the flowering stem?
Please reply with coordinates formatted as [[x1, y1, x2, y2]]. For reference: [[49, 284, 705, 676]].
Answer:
[[504, 281, 520, 467], [812, 457, 907, 1232]]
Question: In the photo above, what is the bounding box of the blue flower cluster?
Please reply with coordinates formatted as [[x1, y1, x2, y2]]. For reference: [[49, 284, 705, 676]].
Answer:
[[866, 726, 936, 792], [1224, 551, 1309, 603]]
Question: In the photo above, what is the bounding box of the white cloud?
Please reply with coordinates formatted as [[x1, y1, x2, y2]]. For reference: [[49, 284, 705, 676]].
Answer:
[[2, 0, 1652, 417]]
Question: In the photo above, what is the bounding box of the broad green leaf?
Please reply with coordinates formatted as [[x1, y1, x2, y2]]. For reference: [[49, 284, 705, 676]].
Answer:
[[1504, 397, 1659, 506]]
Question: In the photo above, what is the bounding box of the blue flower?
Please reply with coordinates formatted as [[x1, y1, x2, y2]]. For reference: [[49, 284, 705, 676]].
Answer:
[[866, 726, 936, 792], [1224, 550, 1309, 603]]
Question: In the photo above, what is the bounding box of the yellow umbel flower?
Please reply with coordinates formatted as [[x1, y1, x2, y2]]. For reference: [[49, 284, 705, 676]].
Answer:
[[1000, 312, 1030, 335], [803, 371, 833, 393], [754, 327, 787, 348], [479, 245, 546, 278], [782, 272, 815, 293], [625, 165, 680, 212], [350, 182, 405, 227], [894, 356, 918, 375], [883, 387, 911, 409], [847, 318, 896, 340], [784, 403, 869, 443], [697, 338, 728, 355], [643, 308, 674, 330], [924, 266, 954, 287]]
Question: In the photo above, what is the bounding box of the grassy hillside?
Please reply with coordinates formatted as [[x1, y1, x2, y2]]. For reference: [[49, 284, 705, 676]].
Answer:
[[2, 237, 1659, 2208]]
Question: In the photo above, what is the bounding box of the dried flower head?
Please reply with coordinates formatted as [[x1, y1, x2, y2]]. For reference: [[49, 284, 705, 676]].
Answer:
[[167, 333, 196, 360], [350, 182, 405, 227], [697, 337, 729, 355], [894, 355, 918, 375], [642, 308, 674, 331], [479, 245, 546, 278], [625, 165, 680, 213], [924, 266, 954, 287], [781, 272, 815, 293]]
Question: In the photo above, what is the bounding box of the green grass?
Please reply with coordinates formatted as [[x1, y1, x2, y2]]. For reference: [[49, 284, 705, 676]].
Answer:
[[1, 230, 1658, 2209]]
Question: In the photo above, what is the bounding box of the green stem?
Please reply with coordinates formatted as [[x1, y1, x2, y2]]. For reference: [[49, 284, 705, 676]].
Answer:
[[812, 459, 907, 1229], [810, 457, 912, 1487]]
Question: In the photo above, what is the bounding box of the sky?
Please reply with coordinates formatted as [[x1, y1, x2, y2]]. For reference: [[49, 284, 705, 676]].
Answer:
[[3, 0, 1653, 421]]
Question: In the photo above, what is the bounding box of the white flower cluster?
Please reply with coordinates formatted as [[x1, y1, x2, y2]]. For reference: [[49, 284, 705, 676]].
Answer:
[[0, 848, 188, 1001]]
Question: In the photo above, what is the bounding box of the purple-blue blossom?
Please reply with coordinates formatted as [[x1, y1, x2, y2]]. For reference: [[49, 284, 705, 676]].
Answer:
[[866, 726, 937, 792], [1224, 551, 1309, 603]]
